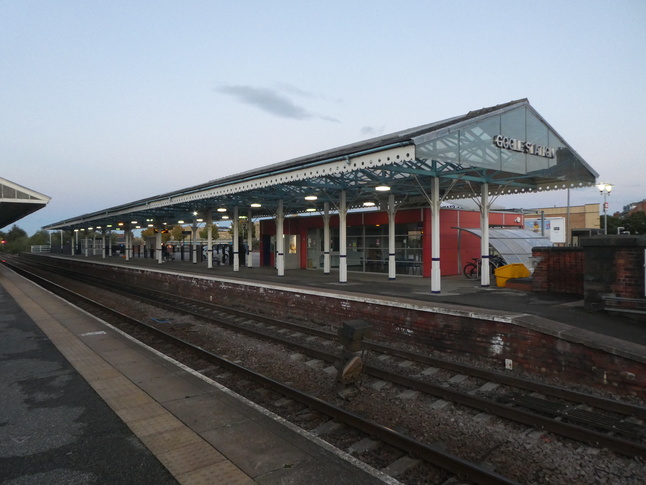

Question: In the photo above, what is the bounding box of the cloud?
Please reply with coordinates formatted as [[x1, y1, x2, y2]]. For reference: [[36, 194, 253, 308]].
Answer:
[[215, 83, 339, 122], [360, 125, 385, 137]]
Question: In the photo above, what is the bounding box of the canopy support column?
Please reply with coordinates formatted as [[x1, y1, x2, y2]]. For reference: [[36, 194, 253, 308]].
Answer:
[[108, 231, 112, 257], [233, 206, 240, 271], [125, 230, 130, 261], [247, 209, 253, 268], [191, 222, 198, 264], [388, 193, 396, 280], [276, 200, 285, 276], [480, 182, 491, 287], [339, 191, 347, 283], [323, 202, 331, 274], [431, 177, 441, 293], [206, 211, 213, 269], [156, 228, 162, 264]]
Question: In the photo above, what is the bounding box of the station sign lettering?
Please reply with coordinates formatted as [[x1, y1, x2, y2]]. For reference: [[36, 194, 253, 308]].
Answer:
[[493, 135, 555, 159]]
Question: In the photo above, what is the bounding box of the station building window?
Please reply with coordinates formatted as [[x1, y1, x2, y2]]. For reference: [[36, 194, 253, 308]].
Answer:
[[307, 223, 422, 275]]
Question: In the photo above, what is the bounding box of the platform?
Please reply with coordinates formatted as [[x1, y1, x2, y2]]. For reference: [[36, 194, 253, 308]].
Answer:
[[0, 263, 389, 484], [56, 253, 646, 349]]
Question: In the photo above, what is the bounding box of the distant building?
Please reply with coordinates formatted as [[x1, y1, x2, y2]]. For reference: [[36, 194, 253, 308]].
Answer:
[[621, 199, 646, 216], [523, 203, 601, 246]]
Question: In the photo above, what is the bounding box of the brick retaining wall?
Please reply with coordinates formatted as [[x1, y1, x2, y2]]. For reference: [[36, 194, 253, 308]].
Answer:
[[29, 255, 646, 399]]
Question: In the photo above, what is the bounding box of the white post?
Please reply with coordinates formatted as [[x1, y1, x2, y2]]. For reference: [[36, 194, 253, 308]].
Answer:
[[189, 223, 196, 264], [339, 191, 347, 283], [207, 211, 213, 269], [102, 234, 106, 259], [233, 206, 240, 271], [108, 231, 112, 256], [276, 200, 285, 276], [84, 236, 89, 257], [156, 228, 163, 264], [125, 230, 130, 261], [480, 182, 491, 287], [247, 209, 253, 268], [388, 193, 396, 280], [431, 177, 441, 293], [323, 202, 331, 274]]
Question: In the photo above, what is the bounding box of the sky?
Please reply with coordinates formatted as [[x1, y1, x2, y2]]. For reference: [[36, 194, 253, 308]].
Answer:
[[2, 0, 645, 235]]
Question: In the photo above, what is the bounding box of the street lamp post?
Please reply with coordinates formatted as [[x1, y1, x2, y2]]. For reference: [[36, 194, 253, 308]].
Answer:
[[596, 182, 613, 234]]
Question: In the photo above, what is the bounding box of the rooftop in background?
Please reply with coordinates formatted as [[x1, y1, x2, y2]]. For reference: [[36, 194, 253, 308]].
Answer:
[[0, 177, 51, 230], [44, 99, 599, 232]]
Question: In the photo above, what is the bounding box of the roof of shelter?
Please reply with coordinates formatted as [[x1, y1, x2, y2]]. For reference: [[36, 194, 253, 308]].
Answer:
[[456, 227, 553, 269], [0, 177, 51, 230], [44, 98, 599, 232]]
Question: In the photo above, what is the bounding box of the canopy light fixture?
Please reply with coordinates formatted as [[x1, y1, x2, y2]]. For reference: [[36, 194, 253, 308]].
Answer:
[[196, 218, 204, 222], [118, 222, 124, 226], [306, 207, 317, 212], [363, 201, 376, 207], [221, 215, 229, 219], [177, 220, 185, 224], [148, 224, 154, 227], [193, 211, 198, 216], [375, 185, 391, 192], [304, 195, 318, 201], [250, 202, 262, 208], [106, 224, 112, 228], [217, 207, 227, 212]]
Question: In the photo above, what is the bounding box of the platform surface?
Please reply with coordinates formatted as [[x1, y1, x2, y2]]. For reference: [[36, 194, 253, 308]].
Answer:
[[0, 264, 389, 484]]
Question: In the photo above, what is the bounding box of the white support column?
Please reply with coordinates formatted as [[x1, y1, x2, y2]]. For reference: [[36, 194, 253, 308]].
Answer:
[[323, 202, 331, 274], [233, 206, 240, 271], [207, 211, 213, 269], [108, 231, 112, 257], [102, 234, 106, 259], [339, 191, 347, 283], [93, 236, 97, 257], [84, 236, 89, 257], [247, 209, 253, 268], [191, 223, 198, 264], [156, 229, 163, 264], [75, 230, 79, 255], [276, 200, 285, 276], [431, 177, 442, 293], [480, 182, 491, 287], [125, 230, 130, 261], [388, 193, 396, 280]]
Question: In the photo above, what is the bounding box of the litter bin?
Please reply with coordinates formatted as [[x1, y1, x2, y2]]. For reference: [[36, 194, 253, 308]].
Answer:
[[494, 263, 530, 287]]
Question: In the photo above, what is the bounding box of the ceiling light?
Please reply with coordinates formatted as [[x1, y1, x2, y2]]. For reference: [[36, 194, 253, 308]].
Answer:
[[196, 218, 203, 222], [304, 195, 317, 201], [363, 201, 376, 207], [217, 207, 227, 212], [221, 215, 229, 219], [250, 203, 262, 208], [375, 185, 390, 192], [306, 207, 317, 212], [177, 220, 185, 224]]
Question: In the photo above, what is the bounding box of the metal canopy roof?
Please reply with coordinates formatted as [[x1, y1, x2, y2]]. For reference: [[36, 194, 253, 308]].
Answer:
[[0, 177, 51, 230], [43, 99, 599, 232], [457, 227, 553, 269]]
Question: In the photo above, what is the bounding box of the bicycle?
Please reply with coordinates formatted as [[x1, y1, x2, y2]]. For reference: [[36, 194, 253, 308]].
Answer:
[[463, 255, 505, 279]]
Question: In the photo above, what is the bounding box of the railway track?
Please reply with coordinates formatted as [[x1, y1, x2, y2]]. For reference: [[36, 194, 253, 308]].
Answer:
[[5, 256, 646, 482], [3, 257, 525, 484]]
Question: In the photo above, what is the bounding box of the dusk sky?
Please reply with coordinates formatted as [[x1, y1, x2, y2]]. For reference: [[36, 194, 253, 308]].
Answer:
[[2, 1, 645, 235]]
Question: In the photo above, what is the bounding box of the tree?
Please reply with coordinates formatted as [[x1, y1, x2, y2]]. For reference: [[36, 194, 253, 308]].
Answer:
[[608, 211, 646, 235], [199, 224, 219, 241], [29, 230, 50, 245]]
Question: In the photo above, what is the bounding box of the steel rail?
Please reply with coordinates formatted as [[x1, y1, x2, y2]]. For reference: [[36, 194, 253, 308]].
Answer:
[[3, 259, 520, 485]]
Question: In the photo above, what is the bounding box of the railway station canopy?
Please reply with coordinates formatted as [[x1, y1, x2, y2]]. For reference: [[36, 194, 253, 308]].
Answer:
[[44, 98, 598, 232], [0, 177, 51, 230]]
